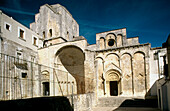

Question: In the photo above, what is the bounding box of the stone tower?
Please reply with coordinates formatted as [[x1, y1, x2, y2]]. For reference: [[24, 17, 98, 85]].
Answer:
[[30, 4, 79, 46]]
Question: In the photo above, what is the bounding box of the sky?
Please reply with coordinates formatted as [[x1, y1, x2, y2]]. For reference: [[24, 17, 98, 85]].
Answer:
[[0, 0, 170, 47]]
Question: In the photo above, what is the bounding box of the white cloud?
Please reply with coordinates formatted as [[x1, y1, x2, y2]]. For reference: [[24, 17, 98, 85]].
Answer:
[[0, 6, 34, 15]]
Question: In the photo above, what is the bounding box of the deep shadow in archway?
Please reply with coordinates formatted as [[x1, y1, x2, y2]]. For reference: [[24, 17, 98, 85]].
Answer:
[[56, 46, 85, 94]]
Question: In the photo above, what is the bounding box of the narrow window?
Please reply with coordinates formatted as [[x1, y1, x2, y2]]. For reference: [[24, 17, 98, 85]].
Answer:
[[4, 22, 11, 31], [33, 37, 37, 45], [6, 24, 10, 30], [67, 31, 69, 40], [49, 29, 52, 37], [43, 31, 45, 39], [19, 29, 24, 39]]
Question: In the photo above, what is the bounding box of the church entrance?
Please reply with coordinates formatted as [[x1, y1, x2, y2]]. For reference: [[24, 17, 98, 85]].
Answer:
[[110, 81, 118, 96], [105, 69, 121, 96]]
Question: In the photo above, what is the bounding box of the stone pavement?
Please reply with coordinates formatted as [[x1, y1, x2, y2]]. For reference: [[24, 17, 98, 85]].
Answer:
[[92, 96, 160, 111], [92, 107, 160, 111]]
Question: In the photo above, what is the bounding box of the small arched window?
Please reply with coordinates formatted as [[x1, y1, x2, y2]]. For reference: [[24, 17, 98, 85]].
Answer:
[[108, 39, 115, 46], [49, 29, 52, 37], [43, 31, 45, 39], [67, 31, 69, 40]]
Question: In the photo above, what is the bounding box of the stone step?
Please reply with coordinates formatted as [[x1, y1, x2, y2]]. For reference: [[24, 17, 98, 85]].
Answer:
[[97, 97, 131, 107], [97, 97, 158, 108]]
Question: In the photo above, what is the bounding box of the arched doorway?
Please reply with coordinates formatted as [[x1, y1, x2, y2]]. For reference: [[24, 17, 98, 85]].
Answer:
[[41, 70, 50, 96], [55, 46, 85, 94], [105, 70, 121, 96]]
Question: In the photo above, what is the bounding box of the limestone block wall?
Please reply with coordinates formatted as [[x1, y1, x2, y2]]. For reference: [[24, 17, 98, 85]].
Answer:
[[121, 53, 133, 96], [67, 93, 95, 111], [95, 43, 151, 97], [84, 50, 95, 93], [133, 52, 145, 96], [96, 28, 140, 50], [0, 11, 43, 51], [0, 38, 38, 62], [0, 53, 41, 100], [30, 4, 79, 42], [149, 48, 167, 96], [38, 39, 95, 95]]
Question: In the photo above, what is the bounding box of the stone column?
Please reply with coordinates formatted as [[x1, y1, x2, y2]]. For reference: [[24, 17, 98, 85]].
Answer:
[[145, 56, 150, 93], [102, 60, 106, 96], [94, 59, 98, 98], [131, 57, 134, 95]]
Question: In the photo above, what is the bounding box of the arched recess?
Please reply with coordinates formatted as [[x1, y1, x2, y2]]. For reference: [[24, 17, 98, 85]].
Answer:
[[41, 70, 50, 82], [105, 53, 120, 69], [133, 52, 145, 96], [117, 34, 123, 47], [95, 57, 104, 96], [99, 37, 105, 50], [105, 33, 117, 48], [120, 53, 133, 96], [105, 69, 121, 96], [54, 45, 85, 94]]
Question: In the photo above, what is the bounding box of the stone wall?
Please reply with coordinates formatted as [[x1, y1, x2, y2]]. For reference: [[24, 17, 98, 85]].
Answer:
[[30, 4, 79, 42], [67, 93, 96, 111], [38, 39, 95, 95], [0, 11, 43, 51], [96, 28, 140, 50], [0, 53, 78, 100], [95, 43, 151, 97]]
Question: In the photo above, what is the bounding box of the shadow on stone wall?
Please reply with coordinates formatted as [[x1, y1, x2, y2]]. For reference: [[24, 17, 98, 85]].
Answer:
[[0, 96, 73, 111], [112, 83, 159, 110], [117, 98, 158, 108], [145, 80, 158, 97]]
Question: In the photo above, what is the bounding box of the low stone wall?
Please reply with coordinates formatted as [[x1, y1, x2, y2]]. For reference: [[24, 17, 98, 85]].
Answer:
[[0, 96, 73, 111], [67, 93, 96, 111]]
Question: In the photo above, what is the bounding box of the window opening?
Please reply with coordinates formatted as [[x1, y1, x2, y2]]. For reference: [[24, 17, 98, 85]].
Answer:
[[6, 24, 10, 30], [108, 39, 115, 46], [67, 31, 69, 40], [19, 29, 24, 39], [49, 29, 52, 37], [33, 37, 37, 45], [22, 72, 27, 78], [43, 31, 45, 39]]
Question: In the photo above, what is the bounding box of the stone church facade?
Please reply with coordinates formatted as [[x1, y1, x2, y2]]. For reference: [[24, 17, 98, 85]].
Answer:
[[0, 4, 167, 101]]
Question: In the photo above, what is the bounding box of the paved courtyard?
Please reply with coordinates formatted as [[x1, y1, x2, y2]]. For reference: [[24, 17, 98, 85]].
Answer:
[[92, 107, 160, 111]]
